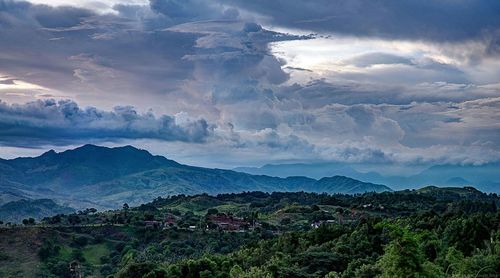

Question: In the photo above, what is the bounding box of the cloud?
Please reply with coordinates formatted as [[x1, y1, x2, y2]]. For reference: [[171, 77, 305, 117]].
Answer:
[[0, 0, 305, 112], [274, 78, 497, 107], [224, 0, 500, 44], [0, 0, 499, 168], [150, 0, 236, 23], [0, 99, 213, 146], [0, 0, 93, 28]]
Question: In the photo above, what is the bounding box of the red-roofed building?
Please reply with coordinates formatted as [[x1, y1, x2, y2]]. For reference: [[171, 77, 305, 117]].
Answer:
[[208, 214, 249, 231]]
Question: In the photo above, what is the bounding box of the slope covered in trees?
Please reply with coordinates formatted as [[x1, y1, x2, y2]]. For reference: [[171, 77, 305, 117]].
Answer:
[[0, 187, 498, 277]]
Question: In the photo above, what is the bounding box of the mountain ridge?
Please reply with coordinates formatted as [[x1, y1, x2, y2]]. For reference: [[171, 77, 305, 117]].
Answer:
[[234, 161, 500, 193], [0, 145, 392, 211]]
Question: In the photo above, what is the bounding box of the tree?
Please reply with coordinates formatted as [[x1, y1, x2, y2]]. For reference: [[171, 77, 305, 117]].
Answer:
[[71, 249, 85, 262], [68, 214, 81, 225], [377, 226, 444, 278], [21, 218, 35, 225], [207, 208, 219, 215], [50, 215, 62, 224], [280, 218, 291, 226], [230, 265, 244, 278], [38, 240, 61, 260], [117, 262, 157, 278], [353, 264, 381, 278]]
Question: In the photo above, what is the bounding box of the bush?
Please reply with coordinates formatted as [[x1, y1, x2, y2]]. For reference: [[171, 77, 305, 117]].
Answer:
[[71, 236, 88, 247], [101, 264, 114, 276]]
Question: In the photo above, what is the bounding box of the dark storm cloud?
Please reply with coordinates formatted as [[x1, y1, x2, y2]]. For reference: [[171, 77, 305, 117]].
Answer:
[[150, 0, 237, 22], [0, 0, 302, 110], [224, 0, 500, 43], [0, 0, 93, 28], [0, 0, 498, 166], [0, 99, 213, 146], [275, 78, 489, 107]]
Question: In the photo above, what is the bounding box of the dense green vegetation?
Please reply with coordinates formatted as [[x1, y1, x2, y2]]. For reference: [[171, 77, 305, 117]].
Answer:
[[0, 187, 498, 277]]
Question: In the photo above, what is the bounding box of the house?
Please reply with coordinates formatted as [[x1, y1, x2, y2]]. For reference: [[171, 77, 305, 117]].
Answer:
[[311, 219, 337, 228], [164, 214, 176, 225], [208, 214, 249, 231], [311, 221, 322, 229], [69, 260, 82, 278], [144, 220, 161, 228]]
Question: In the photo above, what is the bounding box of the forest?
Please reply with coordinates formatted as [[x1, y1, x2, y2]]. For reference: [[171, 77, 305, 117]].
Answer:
[[0, 186, 498, 277]]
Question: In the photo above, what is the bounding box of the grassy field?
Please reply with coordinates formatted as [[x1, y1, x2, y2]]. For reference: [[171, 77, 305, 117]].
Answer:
[[83, 243, 110, 265], [58, 244, 73, 261]]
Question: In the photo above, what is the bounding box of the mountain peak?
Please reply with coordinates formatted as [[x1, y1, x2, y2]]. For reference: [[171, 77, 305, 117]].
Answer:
[[4, 144, 180, 189], [59, 145, 178, 167], [41, 149, 57, 157], [316, 175, 392, 193], [318, 175, 356, 182], [78, 143, 100, 149], [72, 144, 111, 152], [68, 144, 151, 157]]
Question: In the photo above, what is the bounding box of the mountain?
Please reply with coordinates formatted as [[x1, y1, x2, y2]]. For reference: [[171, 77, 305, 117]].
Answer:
[[445, 177, 472, 186], [0, 145, 392, 214], [235, 162, 500, 193], [0, 199, 74, 223], [0, 144, 179, 192], [407, 163, 500, 192], [234, 163, 383, 181], [313, 176, 391, 194]]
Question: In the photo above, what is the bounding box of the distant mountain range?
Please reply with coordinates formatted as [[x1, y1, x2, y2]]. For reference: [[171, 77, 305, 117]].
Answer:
[[0, 145, 391, 221], [235, 161, 500, 193]]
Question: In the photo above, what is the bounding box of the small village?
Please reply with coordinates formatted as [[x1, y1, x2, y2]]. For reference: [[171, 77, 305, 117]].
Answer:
[[142, 212, 262, 232], [139, 207, 366, 233]]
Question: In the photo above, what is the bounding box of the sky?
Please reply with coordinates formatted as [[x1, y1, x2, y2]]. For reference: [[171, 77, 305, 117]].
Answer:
[[0, 0, 499, 170]]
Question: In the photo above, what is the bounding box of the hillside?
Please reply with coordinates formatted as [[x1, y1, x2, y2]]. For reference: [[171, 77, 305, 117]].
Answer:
[[0, 190, 497, 277], [414, 185, 493, 201], [0, 145, 392, 217], [0, 145, 179, 192], [0, 199, 74, 223]]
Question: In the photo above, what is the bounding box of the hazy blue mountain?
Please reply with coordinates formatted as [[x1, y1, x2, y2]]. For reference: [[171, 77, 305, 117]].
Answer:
[[445, 177, 472, 186], [234, 162, 500, 193], [381, 163, 500, 192], [0, 190, 26, 206], [313, 176, 391, 194], [0, 199, 74, 223], [0, 145, 392, 210], [234, 163, 383, 180]]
